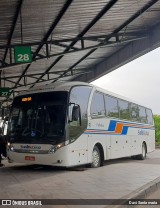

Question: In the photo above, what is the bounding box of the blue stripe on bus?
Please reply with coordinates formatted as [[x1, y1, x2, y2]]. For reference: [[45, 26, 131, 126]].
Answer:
[[85, 120, 154, 135]]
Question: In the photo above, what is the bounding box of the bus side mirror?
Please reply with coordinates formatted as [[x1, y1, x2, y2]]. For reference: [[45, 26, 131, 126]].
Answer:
[[69, 103, 81, 125], [72, 106, 80, 121]]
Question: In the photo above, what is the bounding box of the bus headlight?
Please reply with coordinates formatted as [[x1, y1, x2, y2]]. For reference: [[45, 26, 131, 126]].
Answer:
[[48, 143, 64, 154], [56, 143, 64, 149], [7, 142, 15, 151]]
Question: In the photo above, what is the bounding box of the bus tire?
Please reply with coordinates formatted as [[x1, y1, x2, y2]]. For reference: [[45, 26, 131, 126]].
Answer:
[[137, 143, 147, 160], [91, 146, 101, 168]]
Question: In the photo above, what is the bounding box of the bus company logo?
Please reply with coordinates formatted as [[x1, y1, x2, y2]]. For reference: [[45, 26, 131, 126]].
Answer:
[[20, 145, 41, 149], [138, 130, 149, 136]]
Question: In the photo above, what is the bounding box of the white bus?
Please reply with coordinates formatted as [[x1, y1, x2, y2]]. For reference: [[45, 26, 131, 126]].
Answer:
[[7, 81, 155, 168]]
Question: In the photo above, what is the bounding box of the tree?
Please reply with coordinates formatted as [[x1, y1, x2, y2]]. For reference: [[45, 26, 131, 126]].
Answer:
[[154, 115, 160, 146]]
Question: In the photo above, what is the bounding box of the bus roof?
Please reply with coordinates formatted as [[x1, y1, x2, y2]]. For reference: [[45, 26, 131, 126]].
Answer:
[[17, 81, 91, 96], [17, 81, 151, 110]]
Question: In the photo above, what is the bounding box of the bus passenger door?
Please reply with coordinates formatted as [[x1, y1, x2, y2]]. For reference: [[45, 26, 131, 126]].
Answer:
[[106, 135, 111, 160]]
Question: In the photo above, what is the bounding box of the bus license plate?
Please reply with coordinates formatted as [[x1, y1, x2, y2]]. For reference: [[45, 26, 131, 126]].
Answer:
[[25, 156, 35, 161]]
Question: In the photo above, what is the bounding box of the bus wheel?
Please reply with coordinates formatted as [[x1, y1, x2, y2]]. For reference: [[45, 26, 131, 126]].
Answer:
[[91, 146, 101, 168], [138, 143, 147, 160]]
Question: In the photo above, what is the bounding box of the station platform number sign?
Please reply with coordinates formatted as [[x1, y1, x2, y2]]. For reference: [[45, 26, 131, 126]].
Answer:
[[0, 88, 10, 97], [14, 46, 32, 63]]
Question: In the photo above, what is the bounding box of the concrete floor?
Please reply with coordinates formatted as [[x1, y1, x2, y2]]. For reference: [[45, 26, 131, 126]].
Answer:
[[0, 150, 160, 208]]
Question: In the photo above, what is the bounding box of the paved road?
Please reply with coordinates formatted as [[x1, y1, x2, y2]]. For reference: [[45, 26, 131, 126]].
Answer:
[[0, 150, 160, 208], [129, 180, 160, 208]]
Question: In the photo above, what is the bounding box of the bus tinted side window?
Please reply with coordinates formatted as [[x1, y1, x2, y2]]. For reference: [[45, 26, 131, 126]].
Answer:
[[146, 109, 153, 125], [118, 100, 130, 120], [104, 95, 119, 118], [69, 86, 92, 141], [70, 86, 92, 118], [130, 103, 139, 122], [139, 106, 147, 123], [91, 92, 105, 117]]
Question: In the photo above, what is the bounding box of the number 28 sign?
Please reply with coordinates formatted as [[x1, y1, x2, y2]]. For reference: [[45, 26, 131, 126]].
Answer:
[[14, 46, 32, 63]]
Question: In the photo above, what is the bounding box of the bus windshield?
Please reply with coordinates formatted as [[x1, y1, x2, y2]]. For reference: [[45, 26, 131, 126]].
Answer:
[[8, 91, 68, 144]]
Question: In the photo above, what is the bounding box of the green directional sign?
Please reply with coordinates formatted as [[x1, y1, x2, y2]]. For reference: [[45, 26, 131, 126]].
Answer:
[[0, 87, 10, 97], [14, 46, 32, 63]]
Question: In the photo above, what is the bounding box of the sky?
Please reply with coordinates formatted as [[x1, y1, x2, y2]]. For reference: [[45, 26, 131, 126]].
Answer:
[[91, 47, 160, 115]]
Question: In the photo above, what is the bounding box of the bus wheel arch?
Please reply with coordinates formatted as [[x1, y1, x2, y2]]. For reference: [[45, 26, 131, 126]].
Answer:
[[90, 143, 104, 168], [138, 142, 147, 160], [143, 141, 147, 153]]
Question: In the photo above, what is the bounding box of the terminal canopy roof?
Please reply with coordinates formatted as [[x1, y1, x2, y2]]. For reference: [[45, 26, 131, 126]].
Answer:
[[0, 0, 160, 106]]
